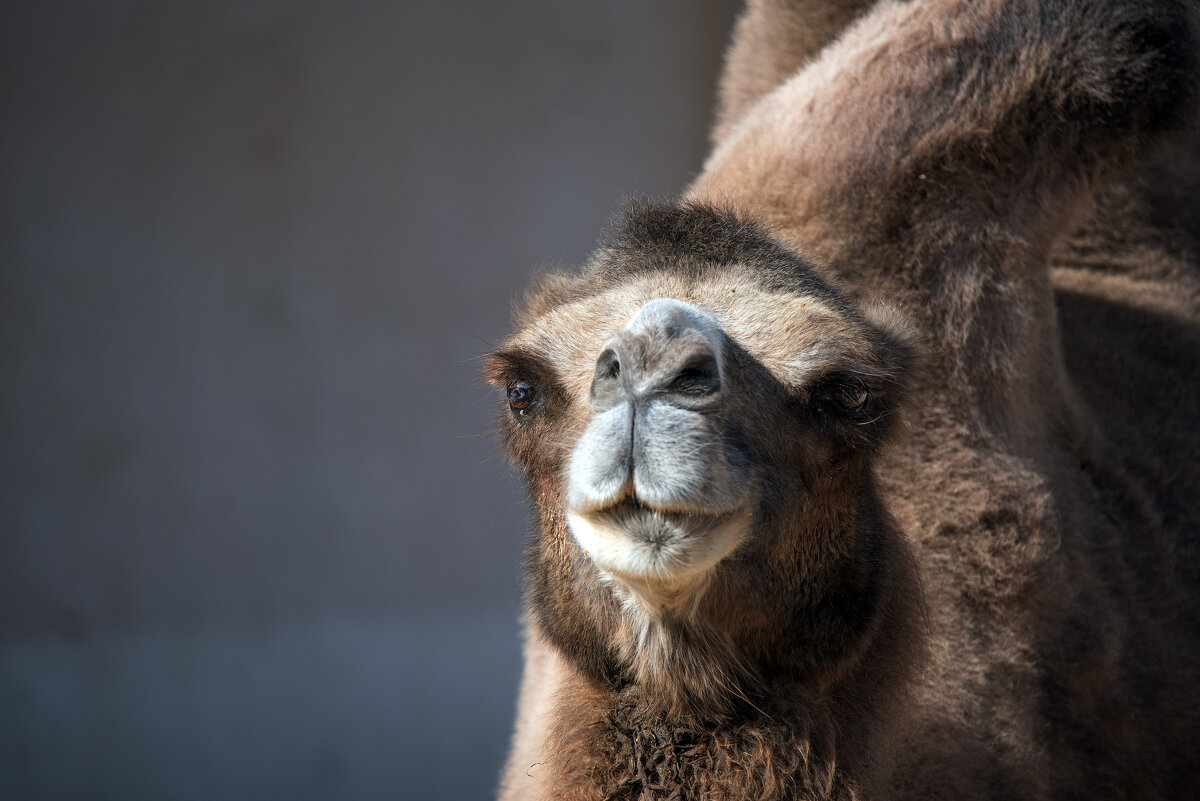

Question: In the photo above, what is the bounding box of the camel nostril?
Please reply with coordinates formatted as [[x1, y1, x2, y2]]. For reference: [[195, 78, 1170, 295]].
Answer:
[[667, 351, 721, 397], [590, 300, 726, 411], [597, 348, 621, 381], [591, 347, 626, 409]]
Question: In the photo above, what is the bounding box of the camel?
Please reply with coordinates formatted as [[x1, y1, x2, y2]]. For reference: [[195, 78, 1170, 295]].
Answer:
[[485, 1, 1200, 798]]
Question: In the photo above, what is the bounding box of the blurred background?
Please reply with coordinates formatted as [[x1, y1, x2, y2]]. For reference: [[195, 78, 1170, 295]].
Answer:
[[0, 1, 739, 798]]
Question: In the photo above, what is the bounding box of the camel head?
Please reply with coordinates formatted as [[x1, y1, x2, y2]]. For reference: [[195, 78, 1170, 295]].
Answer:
[[486, 201, 920, 718]]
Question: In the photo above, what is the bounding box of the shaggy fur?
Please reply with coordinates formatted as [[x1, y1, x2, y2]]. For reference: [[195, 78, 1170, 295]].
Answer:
[[490, 1, 1200, 799]]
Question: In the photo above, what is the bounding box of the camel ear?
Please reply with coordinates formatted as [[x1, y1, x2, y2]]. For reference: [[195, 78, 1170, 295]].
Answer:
[[514, 270, 580, 326], [861, 303, 917, 352], [861, 302, 923, 380], [856, 302, 925, 447]]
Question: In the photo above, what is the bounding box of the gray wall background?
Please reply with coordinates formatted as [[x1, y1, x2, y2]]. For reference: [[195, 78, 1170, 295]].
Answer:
[[0, 2, 739, 799]]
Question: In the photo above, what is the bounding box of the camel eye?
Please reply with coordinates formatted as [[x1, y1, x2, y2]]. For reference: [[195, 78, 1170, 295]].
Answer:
[[507, 381, 534, 421], [834, 382, 869, 412]]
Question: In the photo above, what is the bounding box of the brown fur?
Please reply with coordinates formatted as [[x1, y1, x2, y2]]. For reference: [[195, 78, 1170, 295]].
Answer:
[[490, 1, 1200, 799], [713, 0, 876, 147]]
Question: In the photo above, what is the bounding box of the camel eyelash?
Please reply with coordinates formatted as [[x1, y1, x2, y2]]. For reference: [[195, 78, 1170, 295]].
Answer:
[[808, 371, 878, 413]]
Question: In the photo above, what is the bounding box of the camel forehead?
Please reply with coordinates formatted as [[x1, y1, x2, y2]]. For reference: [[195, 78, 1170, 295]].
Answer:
[[509, 270, 868, 394]]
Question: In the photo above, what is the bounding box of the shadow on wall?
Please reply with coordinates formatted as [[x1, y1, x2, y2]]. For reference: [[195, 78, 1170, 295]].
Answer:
[[0, 2, 739, 799]]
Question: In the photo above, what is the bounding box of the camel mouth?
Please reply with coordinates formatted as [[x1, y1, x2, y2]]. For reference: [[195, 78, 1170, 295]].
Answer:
[[566, 494, 750, 591], [589, 495, 736, 533]]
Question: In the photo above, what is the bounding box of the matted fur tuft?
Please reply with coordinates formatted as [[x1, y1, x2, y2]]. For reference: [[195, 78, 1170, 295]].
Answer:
[[598, 200, 859, 315], [549, 687, 851, 801]]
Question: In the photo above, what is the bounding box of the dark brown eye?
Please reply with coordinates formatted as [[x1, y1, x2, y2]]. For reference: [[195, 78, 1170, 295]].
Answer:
[[835, 383, 869, 411], [507, 381, 534, 420]]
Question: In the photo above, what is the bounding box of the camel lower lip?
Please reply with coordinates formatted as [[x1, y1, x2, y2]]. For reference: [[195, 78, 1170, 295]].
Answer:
[[580, 499, 739, 552]]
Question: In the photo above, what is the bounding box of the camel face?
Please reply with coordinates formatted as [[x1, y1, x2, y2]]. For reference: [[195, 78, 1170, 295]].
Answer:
[[553, 279, 911, 619], [487, 204, 918, 711]]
